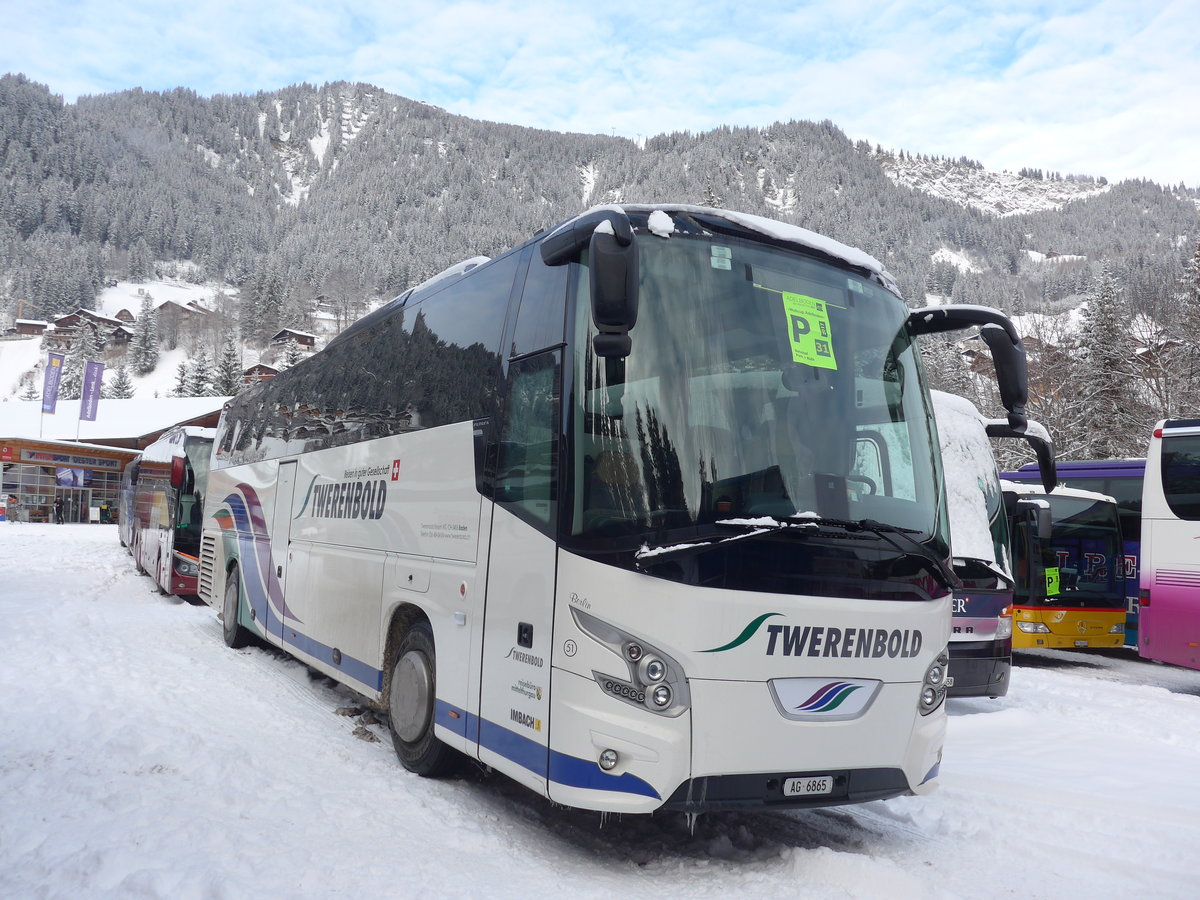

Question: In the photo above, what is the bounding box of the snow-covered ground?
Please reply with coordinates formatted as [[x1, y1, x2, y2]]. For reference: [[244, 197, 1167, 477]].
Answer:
[[2, 524, 1197, 899]]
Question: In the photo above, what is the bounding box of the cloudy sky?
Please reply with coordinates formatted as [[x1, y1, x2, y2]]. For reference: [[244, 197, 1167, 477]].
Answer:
[[4, 1, 1197, 187]]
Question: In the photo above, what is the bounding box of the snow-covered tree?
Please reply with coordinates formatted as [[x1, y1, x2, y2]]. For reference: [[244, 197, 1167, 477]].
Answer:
[[130, 296, 159, 376], [108, 362, 136, 399], [1074, 267, 1145, 458], [58, 329, 89, 399], [280, 339, 304, 369], [213, 334, 243, 396], [128, 237, 153, 281], [173, 360, 190, 397], [187, 347, 214, 396]]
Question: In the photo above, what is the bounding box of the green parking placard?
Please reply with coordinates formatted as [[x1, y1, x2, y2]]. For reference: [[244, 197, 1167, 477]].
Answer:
[[781, 292, 837, 371], [1045, 566, 1061, 597]]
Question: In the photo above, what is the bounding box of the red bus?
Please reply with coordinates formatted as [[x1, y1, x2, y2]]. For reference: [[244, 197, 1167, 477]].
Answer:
[[125, 426, 214, 598]]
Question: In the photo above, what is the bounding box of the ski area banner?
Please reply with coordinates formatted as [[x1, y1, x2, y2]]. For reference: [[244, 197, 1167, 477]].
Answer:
[[80, 361, 105, 422], [41, 352, 65, 414]]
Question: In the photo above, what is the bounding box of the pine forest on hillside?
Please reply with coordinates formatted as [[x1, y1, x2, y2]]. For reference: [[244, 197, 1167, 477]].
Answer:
[[2, 73, 1199, 463]]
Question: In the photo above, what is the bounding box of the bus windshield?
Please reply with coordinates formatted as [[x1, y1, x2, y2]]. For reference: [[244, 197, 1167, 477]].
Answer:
[[1018, 495, 1126, 609], [569, 223, 947, 597]]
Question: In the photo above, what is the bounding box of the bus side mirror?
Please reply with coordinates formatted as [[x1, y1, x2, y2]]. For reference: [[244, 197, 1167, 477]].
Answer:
[[987, 418, 1057, 492], [1037, 507, 1051, 541], [540, 209, 639, 358], [588, 225, 639, 358], [130, 462, 140, 486], [1017, 499, 1053, 541], [907, 305, 1029, 431]]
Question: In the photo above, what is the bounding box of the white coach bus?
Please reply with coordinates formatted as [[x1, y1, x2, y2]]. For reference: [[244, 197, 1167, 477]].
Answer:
[[199, 204, 1031, 814]]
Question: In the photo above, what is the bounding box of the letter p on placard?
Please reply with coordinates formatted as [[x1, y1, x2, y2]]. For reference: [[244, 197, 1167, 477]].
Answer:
[[781, 292, 838, 371]]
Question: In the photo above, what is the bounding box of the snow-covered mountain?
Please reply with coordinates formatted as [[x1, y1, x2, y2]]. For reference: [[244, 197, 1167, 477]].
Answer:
[[877, 151, 1111, 217]]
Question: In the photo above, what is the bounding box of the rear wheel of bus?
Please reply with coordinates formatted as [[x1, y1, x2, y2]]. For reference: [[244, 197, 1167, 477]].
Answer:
[[388, 621, 457, 777], [222, 565, 251, 649]]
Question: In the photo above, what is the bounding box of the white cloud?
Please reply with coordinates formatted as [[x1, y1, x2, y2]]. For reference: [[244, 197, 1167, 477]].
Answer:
[[2, 1, 1196, 185]]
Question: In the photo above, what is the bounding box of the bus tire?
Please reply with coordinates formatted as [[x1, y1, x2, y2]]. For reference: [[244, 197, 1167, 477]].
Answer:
[[388, 621, 457, 777], [222, 565, 251, 649]]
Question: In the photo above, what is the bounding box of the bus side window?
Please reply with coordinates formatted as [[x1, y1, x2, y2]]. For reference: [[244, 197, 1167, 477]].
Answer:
[[511, 250, 569, 358], [853, 433, 889, 496], [495, 352, 561, 531]]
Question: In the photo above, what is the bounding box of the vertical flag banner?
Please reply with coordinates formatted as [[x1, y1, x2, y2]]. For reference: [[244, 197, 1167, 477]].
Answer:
[[80, 360, 105, 422], [42, 352, 65, 414]]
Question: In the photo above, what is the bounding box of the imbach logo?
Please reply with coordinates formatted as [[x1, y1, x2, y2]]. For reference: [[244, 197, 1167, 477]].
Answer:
[[700, 612, 923, 659]]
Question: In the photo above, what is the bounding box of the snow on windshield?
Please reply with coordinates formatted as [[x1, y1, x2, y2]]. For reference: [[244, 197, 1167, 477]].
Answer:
[[932, 390, 1004, 566]]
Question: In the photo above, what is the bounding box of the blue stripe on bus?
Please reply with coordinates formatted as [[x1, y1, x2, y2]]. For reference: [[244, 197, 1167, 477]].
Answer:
[[282, 627, 383, 692], [221, 490, 657, 800], [436, 700, 659, 799]]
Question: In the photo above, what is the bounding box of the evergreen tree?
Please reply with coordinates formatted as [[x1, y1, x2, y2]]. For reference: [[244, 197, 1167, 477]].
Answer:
[[187, 347, 214, 396], [281, 338, 304, 369], [58, 328, 89, 400], [130, 296, 159, 375], [108, 362, 136, 399], [1074, 267, 1143, 457], [129, 237, 153, 281], [213, 334, 243, 395], [173, 360, 191, 397]]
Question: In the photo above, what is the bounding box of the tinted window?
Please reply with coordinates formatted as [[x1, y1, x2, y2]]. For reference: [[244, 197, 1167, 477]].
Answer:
[[1162, 435, 1200, 520], [215, 254, 518, 466], [495, 351, 561, 531], [511, 250, 569, 357]]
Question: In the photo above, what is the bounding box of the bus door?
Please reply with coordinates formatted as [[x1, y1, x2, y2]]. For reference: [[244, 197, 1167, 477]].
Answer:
[[268, 461, 298, 643], [477, 352, 560, 795]]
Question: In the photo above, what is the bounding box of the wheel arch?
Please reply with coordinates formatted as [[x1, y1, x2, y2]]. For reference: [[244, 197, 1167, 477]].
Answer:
[[379, 603, 432, 710]]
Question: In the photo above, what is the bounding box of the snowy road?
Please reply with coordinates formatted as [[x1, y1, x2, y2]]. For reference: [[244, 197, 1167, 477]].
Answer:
[[2, 524, 1197, 899]]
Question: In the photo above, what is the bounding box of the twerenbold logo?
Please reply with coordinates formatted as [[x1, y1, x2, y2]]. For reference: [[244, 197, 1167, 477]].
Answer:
[[795, 681, 863, 713], [699, 612, 782, 653]]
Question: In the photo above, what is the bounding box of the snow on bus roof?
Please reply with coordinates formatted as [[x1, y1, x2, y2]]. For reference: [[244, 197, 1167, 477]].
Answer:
[[556, 204, 892, 284], [139, 426, 217, 463], [1000, 479, 1116, 504]]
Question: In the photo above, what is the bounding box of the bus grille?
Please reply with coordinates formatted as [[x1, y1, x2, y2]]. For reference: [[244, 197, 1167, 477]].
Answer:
[[198, 533, 217, 604], [1156, 569, 1200, 588]]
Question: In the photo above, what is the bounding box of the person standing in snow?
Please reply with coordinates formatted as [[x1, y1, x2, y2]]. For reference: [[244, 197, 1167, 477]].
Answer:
[[54, 497, 64, 524]]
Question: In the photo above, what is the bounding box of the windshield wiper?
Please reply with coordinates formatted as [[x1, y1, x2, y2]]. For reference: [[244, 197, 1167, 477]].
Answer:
[[829, 518, 961, 592], [634, 515, 960, 593], [633, 517, 820, 567]]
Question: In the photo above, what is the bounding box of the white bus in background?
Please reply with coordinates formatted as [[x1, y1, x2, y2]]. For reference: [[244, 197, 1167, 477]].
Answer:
[[199, 204, 1032, 815], [1139, 419, 1200, 670], [932, 391, 1055, 698]]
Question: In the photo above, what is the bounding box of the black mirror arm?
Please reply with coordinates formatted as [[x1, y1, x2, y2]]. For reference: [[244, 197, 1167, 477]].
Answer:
[[987, 420, 1057, 492], [540, 209, 633, 266], [906, 304, 1021, 343]]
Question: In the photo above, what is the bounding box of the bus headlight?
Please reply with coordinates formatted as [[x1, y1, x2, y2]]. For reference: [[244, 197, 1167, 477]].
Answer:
[[919, 649, 950, 716], [173, 553, 200, 577], [640, 656, 667, 683], [1017, 621, 1051, 634], [996, 607, 1013, 639], [572, 607, 689, 717]]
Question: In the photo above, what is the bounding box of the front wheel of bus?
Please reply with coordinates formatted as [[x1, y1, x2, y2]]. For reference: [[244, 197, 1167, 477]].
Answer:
[[389, 622, 457, 777], [222, 566, 250, 649]]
